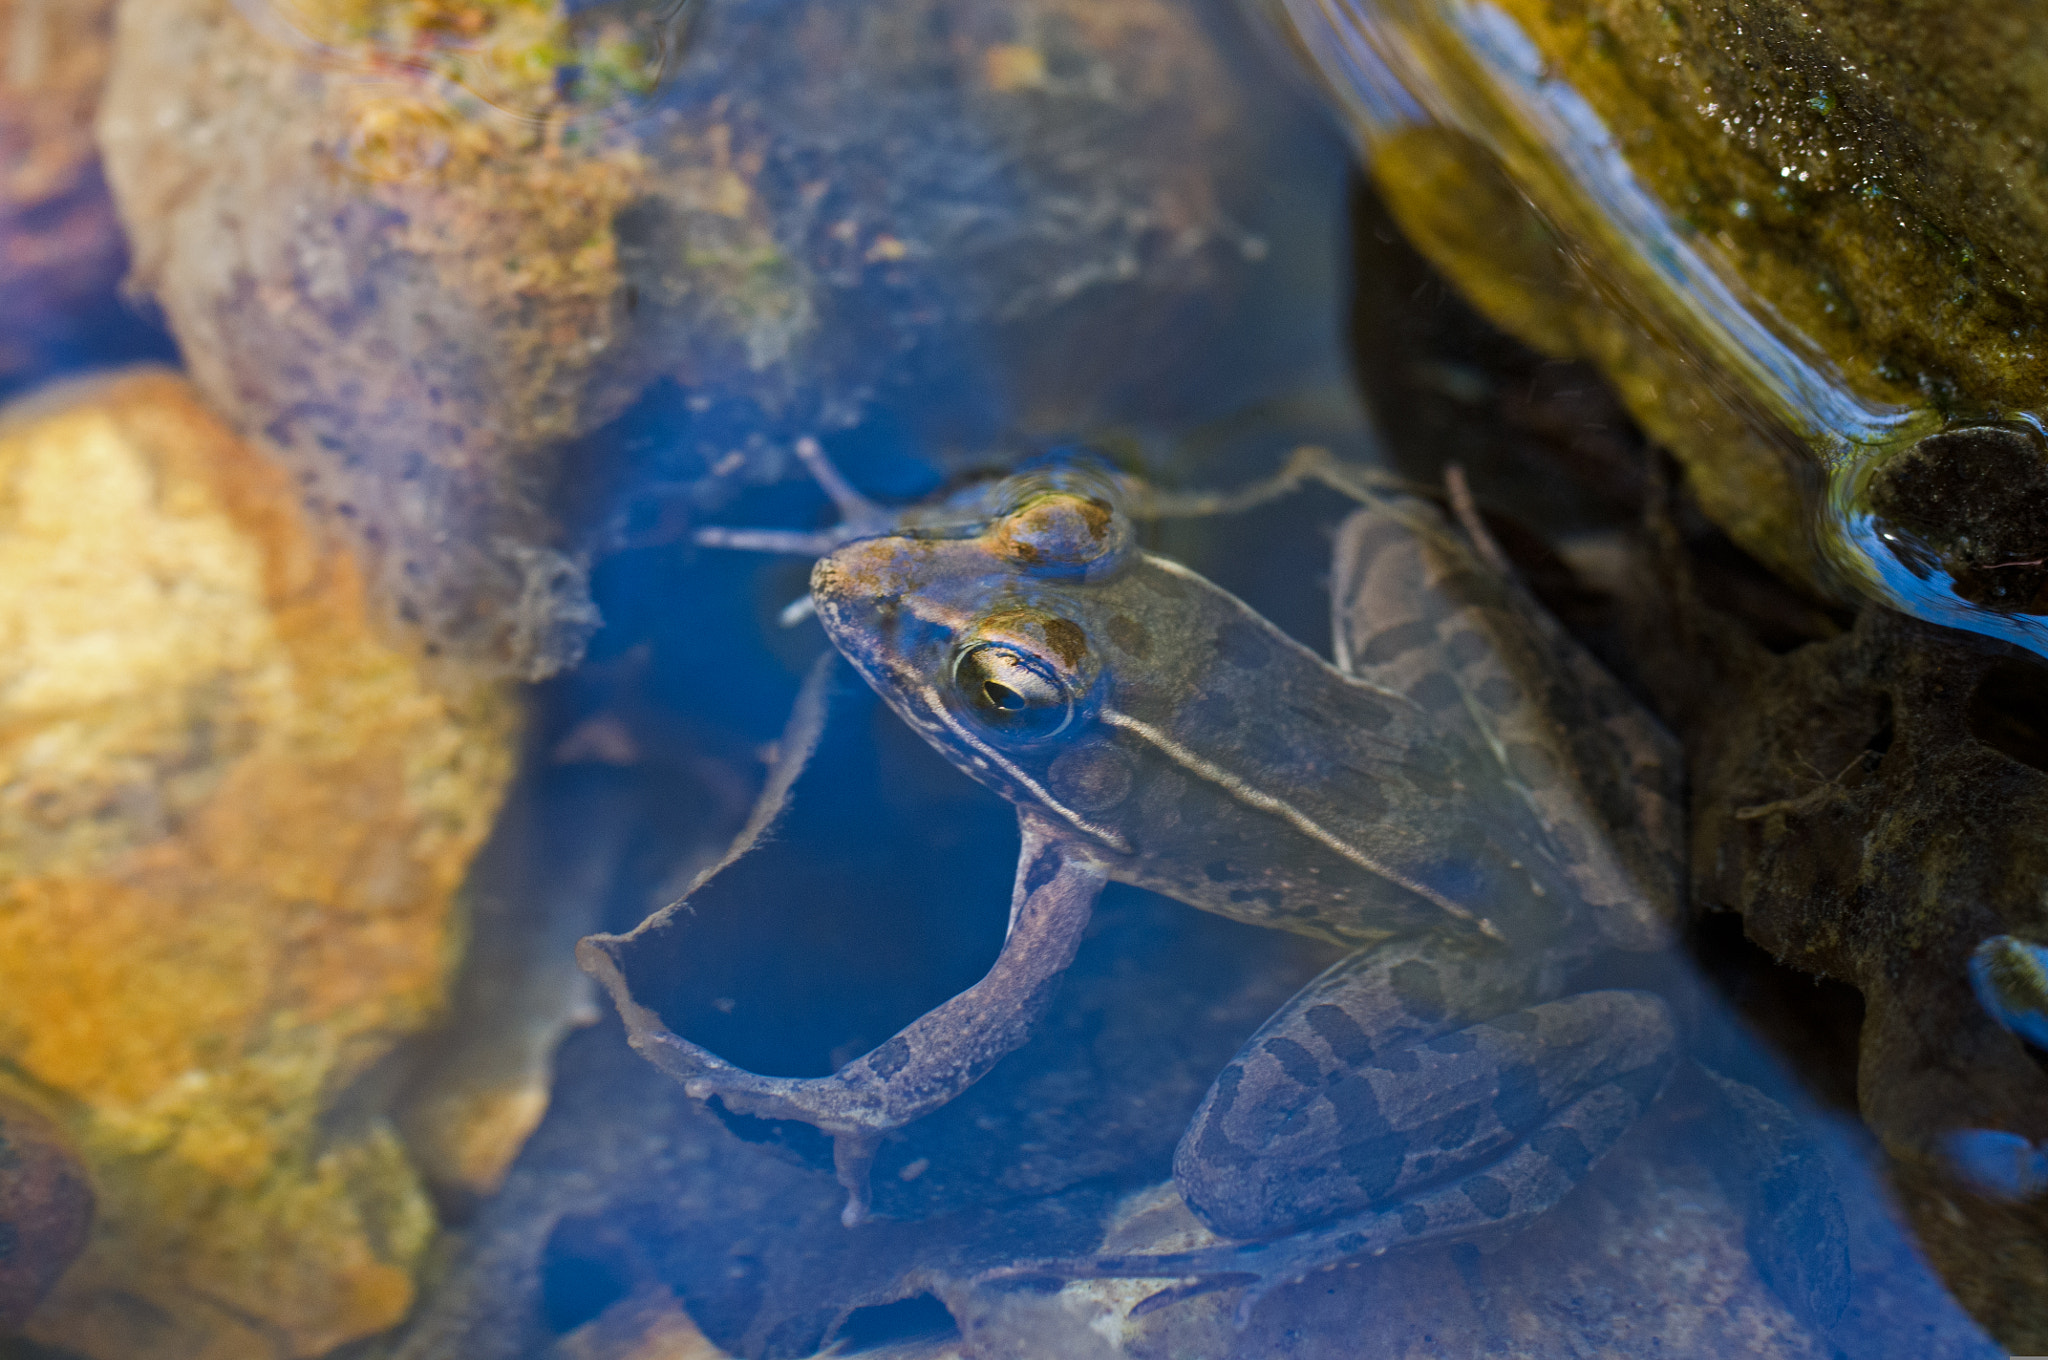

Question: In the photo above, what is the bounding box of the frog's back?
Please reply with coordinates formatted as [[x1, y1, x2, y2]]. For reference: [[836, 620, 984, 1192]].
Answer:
[[1088, 555, 1524, 946]]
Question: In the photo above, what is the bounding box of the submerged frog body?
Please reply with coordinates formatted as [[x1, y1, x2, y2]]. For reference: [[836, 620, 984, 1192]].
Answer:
[[588, 461, 1688, 1308]]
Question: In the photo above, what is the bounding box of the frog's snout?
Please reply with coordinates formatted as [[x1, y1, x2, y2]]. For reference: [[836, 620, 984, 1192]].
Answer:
[[809, 542, 879, 631], [810, 536, 921, 647], [808, 547, 848, 606], [812, 535, 893, 595]]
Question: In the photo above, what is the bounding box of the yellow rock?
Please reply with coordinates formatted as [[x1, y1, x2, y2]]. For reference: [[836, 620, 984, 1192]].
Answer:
[[0, 369, 517, 1359], [553, 1287, 734, 1360]]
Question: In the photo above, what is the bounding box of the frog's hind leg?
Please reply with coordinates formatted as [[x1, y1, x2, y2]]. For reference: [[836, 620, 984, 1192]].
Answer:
[[1174, 941, 1676, 1244], [990, 939, 1676, 1321], [1004, 1072, 1665, 1326]]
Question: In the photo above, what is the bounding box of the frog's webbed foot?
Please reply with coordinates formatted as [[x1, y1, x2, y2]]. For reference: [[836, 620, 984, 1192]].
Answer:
[[693, 436, 898, 560], [581, 809, 1106, 1227], [985, 1239, 1284, 1329], [984, 1214, 1389, 1329], [1123, 442, 1424, 522]]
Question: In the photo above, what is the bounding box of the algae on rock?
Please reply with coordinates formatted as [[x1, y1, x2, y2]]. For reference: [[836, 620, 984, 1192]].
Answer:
[[1280, 0, 2048, 652], [0, 370, 517, 1359]]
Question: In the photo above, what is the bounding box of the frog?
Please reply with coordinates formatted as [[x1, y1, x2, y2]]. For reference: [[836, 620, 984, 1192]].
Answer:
[[581, 451, 1691, 1314]]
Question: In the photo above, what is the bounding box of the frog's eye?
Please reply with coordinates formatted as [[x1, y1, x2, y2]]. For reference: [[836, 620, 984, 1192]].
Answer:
[[950, 642, 1074, 741]]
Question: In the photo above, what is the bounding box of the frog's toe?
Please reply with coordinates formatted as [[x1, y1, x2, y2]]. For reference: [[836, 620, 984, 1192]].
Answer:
[[1941, 1127, 2048, 1201], [1970, 934, 2048, 1051], [982, 1202, 1431, 1328], [980, 1243, 1284, 1329], [1125, 1274, 1258, 1319]]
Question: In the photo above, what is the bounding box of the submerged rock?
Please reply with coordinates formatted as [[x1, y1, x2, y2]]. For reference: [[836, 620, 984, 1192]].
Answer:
[[942, 1076, 1982, 1360], [1659, 594, 2048, 1350], [392, 757, 746, 1206], [1277, 0, 2048, 659], [0, 370, 516, 1359], [96, 0, 1284, 681]]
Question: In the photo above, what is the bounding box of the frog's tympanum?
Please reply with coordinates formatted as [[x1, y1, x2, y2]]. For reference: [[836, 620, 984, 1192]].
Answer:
[[584, 464, 1691, 1310]]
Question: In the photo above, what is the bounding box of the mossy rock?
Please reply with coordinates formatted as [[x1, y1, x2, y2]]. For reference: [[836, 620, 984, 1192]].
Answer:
[[1286, 0, 2048, 643]]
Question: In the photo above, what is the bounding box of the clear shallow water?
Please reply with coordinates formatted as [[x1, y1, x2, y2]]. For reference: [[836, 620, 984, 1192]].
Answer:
[[517, 457, 1999, 1358], [0, 0, 2024, 1355]]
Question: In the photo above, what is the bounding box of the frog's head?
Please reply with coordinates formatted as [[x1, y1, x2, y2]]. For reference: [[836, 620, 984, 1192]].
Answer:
[[811, 468, 1166, 853]]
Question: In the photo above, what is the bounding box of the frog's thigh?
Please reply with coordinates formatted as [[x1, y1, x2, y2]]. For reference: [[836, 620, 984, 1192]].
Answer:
[[1174, 943, 1675, 1241], [1329, 501, 1498, 699], [1329, 499, 1583, 751]]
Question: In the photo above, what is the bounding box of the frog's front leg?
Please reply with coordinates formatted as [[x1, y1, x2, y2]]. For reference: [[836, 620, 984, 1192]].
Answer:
[[585, 809, 1106, 1226], [997, 935, 1675, 1319]]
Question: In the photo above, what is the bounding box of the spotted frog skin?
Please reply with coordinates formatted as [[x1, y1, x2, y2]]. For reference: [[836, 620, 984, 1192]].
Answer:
[[591, 464, 1688, 1307]]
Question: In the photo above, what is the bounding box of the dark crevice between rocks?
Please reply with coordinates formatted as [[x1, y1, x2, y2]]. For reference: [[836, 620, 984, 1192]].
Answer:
[[1968, 658, 2048, 775], [1866, 691, 1896, 770], [831, 1293, 959, 1354], [540, 1212, 643, 1335], [1687, 912, 1866, 1115], [1865, 424, 2048, 615]]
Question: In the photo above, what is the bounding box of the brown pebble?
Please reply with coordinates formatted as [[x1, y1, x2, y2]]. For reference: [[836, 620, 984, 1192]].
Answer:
[[0, 1097, 94, 1331]]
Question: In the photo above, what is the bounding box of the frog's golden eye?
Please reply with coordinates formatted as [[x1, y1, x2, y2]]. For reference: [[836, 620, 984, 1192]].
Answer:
[[951, 642, 1073, 741]]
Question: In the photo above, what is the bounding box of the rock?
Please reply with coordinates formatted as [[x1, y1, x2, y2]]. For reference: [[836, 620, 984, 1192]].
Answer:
[[0, 1093, 94, 1332], [0, 369, 517, 1359], [546, 1286, 732, 1360], [97, 0, 1288, 681], [393, 761, 723, 1206], [1662, 594, 2048, 1350], [0, 0, 129, 388], [1279, 0, 2048, 659]]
